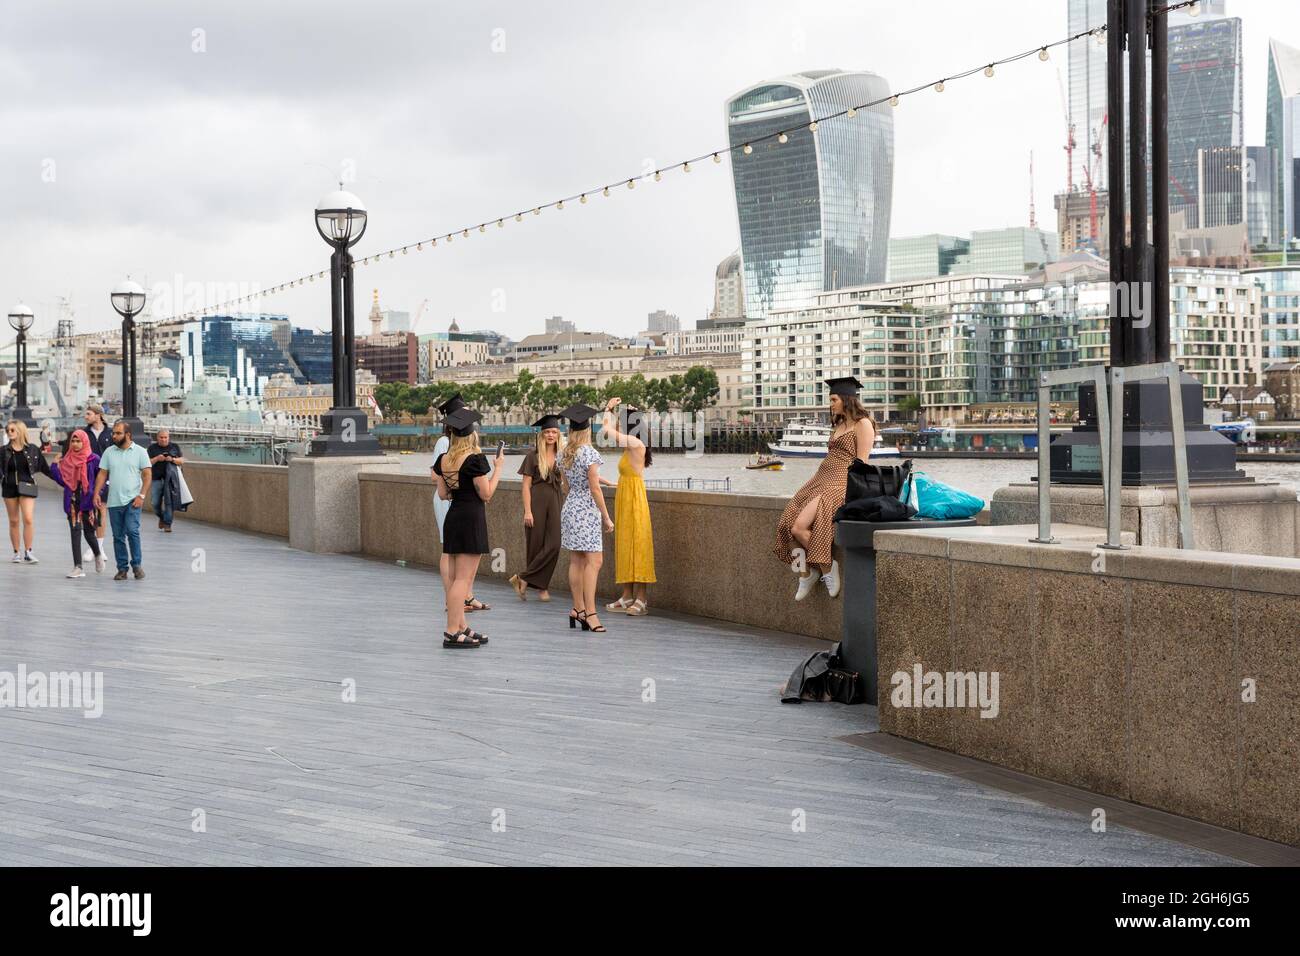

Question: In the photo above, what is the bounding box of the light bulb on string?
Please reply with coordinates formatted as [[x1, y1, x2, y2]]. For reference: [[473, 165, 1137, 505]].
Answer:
[[603, 186, 610, 196], [778, 132, 788, 144], [808, 120, 818, 132], [462, 229, 469, 238], [984, 64, 994, 77], [515, 213, 523, 221], [654, 170, 661, 181], [743, 144, 752, 154], [1038, 47, 1049, 61], [682, 161, 690, 172], [934, 80, 945, 92], [627, 179, 634, 189], [889, 95, 899, 107], [533, 207, 541, 215], [497, 219, 504, 227], [712, 153, 720, 163], [580, 193, 587, 203], [846, 107, 857, 117]]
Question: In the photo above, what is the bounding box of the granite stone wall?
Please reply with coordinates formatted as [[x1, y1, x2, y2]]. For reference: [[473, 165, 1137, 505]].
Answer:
[[874, 526, 1300, 847]]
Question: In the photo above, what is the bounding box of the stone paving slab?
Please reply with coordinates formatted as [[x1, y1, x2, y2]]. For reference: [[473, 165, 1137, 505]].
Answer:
[[0, 491, 1238, 866]]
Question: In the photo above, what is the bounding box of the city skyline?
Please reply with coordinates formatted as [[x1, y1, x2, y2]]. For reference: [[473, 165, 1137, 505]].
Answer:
[[4, 0, 1300, 340]]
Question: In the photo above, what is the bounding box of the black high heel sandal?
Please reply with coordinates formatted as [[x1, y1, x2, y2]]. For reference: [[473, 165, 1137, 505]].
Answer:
[[443, 629, 481, 649], [569, 608, 587, 630], [578, 611, 606, 633]]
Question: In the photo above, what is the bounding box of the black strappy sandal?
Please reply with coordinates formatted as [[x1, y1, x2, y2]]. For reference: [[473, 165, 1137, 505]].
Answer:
[[569, 607, 588, 630], [465, 597, 491, 612], [442, 630, 481, 649], [579, 611, 606, 633], [463, 627, 488, 645]]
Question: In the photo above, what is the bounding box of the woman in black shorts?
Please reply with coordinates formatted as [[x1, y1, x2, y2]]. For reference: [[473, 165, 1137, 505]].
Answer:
[[432, 407, 505, 648]]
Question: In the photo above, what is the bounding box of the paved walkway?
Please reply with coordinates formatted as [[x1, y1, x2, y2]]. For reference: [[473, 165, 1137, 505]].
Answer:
[[0, 491, 1236, 866]]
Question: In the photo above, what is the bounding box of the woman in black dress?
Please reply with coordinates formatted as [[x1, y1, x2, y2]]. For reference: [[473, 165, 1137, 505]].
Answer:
[[509, 414, 565, 602], [432, 408, 505, 648]]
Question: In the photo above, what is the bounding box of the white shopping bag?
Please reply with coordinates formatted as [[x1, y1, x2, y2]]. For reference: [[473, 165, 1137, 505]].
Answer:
[[176, 468, 195, 507]]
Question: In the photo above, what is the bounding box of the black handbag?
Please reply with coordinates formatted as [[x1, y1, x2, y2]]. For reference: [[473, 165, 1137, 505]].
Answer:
[[845, 458, 912, 502], [17, 481, 38, 498]]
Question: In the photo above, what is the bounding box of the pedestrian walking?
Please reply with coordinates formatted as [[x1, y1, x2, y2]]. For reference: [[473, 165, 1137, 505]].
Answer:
[[146, 428, 185, 532], [509, 413, 565, 603], [83, 405, 113, 559], [2, 419, 52, 564], [93, 421, 153, 581], [50, 428, 105, 577]]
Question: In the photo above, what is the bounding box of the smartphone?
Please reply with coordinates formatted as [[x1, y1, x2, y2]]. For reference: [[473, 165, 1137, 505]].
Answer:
[[497, 440, 506, 455]]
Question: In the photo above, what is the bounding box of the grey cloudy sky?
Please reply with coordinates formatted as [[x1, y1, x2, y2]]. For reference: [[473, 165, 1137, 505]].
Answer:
[[3, 0, 1298, 339]]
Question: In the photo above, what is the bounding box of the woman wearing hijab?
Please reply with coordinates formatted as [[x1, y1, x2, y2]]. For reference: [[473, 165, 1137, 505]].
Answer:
[[558, 404, 614, 633], [773, 377, 877, 602], [50, 428, 105, 578], [601, 399, 655, 616], [509, 414, 565, 602], [432, 407, 505, 648]]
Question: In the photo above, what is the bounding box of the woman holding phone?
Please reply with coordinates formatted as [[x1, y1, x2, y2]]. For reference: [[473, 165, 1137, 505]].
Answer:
[[509, 413, 565, 602], [432, 407, 505, 648]]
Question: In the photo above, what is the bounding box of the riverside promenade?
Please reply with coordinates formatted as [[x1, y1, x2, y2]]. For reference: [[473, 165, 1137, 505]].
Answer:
[[0, 490, 1257, 866]]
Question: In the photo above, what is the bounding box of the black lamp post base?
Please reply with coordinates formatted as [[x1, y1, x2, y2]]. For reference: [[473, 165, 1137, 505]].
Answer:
[[309, 407, 383, 457], [9, 405, 37, 429], [1050, 372, 1243, 486]]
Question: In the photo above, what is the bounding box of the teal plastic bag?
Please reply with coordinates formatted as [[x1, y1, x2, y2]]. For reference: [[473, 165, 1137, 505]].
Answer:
[[909, 471, 985, 520]]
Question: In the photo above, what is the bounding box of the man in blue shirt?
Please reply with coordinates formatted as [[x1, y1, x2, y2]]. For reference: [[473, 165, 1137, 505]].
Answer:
[[93, 421, 153, 580]]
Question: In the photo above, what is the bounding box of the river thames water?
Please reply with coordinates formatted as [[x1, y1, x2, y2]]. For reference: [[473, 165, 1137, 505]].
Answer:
[[398, 451, 1300, 503]]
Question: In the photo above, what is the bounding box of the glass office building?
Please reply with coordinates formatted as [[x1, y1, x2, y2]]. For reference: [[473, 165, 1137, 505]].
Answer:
[[1067, 0, 1108, 192], [725, 70, 893, 318], [887, 234, 969, 282], [1167, 16, 1243, 229], [1246, 145, 1278, 248], [1266, 37, 1300, 247], [1245, 266, 1300, 362], [956, 227, 1058, 276]]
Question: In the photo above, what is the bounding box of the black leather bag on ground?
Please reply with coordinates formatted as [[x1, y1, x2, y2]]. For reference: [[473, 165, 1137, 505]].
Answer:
[[845, 459, 912, 503], [781, 642, 865, 704]]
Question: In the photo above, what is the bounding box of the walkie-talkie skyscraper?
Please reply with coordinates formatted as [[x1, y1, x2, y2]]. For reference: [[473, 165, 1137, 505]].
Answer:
[[725, 70, 894, 318]]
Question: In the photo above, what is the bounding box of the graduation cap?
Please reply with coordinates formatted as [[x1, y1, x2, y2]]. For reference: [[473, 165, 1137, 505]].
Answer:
[[532, 414, 564, 430], [825, 376, 863, 397], [438, 393, 467, 415], [445, 407, 482, 437], [560, 403, 599, 430]]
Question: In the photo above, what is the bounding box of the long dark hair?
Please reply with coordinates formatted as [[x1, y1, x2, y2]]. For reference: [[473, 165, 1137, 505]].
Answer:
[[831, 395, 873, 429]]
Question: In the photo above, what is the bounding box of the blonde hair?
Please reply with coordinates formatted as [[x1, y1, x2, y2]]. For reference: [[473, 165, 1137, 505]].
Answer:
[[6, 420, 30, 447], [561, 427, 591, 471], [441, 431, 482, 487], [535, 428, 564, 481]]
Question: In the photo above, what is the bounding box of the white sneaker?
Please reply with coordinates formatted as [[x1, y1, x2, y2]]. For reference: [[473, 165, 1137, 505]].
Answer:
[[83, 548, 95, 562], [22, 550, 38, 564], [10, 552, 19, 563], [67, 567, 86, 579], [821, 560, 841, 599], [795, 572, 819, 602], [94, 553, 106, 573]]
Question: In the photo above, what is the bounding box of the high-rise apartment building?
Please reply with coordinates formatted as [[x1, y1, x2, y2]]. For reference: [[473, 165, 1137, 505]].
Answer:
[[725, 69, 894, 318], [711, 252, 745, 320], [1067, 0, 1108, 192], [646, 310, 681, 334], [887, 235, 970, 282]]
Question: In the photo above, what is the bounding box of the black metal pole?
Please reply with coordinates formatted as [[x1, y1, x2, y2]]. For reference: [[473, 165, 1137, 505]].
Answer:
[[341, 248, 356, 407], [16, 332, 25, 408], [1150, 0, 1171, 362], [1127, 0, 1149, 365], [329, 247, 344, 406], [128, 320, 139, 419], [1107, 0, 1128, 366]]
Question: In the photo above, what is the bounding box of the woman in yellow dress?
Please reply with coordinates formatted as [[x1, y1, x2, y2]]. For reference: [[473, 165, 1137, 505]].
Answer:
[[601, 398, 655, 616]]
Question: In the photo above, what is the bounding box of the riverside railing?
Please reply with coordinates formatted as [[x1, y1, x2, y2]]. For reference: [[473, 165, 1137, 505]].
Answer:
[[1031, 361, 1194, 551]]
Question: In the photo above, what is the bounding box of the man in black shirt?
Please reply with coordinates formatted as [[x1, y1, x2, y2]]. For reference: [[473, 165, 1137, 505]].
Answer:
[[146, 428, 184, 531]]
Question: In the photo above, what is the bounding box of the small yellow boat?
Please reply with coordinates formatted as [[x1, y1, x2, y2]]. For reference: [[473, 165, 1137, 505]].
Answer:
[[745, 453, 785, 471]]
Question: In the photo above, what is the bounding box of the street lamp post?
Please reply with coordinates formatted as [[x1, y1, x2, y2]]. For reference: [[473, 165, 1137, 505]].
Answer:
[[110, 278, 147, 440], [6, 303, 36, 427], [310, 189, 381, 456]]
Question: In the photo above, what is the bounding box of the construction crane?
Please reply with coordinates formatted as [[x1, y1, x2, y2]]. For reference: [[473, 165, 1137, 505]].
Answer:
[[1029, 151, 1038, 229], [1056, 69, 1075, 194], [411, 298, 429, 333]]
